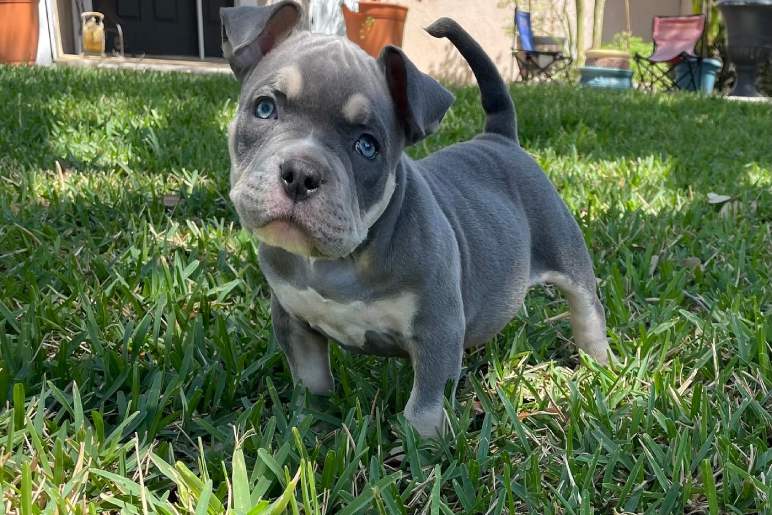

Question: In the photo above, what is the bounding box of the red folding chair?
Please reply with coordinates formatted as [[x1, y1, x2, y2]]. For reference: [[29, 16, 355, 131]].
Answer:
[[634, 15, 705, 92]]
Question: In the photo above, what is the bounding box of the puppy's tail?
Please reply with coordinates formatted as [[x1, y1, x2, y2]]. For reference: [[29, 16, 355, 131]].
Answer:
[[426, 17, 518, 143]]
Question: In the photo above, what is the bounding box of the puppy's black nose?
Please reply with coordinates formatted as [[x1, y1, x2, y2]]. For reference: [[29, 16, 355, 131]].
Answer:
[[279, 160, 321, 201]]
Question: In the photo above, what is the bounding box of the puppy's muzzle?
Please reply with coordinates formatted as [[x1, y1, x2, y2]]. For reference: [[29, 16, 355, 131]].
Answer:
[[280, 159, 323, 202]]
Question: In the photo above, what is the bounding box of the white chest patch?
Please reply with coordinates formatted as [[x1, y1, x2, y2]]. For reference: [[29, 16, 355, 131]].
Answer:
[[272, 284, 418, 348]]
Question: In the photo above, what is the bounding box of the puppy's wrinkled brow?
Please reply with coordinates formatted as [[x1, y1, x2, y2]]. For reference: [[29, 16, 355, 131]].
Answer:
[[342, 93, 371, 125], [273, 66, 303, 100]]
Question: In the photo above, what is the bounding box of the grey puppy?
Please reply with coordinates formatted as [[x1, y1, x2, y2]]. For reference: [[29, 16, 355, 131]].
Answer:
[[222, 1, 612, 436]]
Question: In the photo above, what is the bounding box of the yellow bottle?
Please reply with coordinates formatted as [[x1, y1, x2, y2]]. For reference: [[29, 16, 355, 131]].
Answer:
[[81, 12, 105, 56]]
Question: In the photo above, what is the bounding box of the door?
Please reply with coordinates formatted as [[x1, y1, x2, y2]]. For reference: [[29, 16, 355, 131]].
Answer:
[[93, 0, 233, 58], [203, 0, 232, 58]]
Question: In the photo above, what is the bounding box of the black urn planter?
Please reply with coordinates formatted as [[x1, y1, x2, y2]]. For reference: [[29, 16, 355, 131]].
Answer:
[[717, 0, 772, 97]]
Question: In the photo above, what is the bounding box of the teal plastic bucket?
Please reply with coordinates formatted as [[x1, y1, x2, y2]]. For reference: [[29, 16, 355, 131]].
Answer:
[[674, 58, 722, 94], [579, 66, 634, 89]]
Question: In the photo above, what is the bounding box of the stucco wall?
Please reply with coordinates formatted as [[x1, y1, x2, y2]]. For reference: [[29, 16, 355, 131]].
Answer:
[[397, 0, 617, 84], [397, 0, 689, 83], [398, 0, 517, 84], [602, 0, 691, 42]]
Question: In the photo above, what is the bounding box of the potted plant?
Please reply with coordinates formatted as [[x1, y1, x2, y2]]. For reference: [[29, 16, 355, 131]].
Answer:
[[0, 0, 39, 64], [342, 1, 408, 58], [584, 0, 631, 70], [579, 0, 634, 89]]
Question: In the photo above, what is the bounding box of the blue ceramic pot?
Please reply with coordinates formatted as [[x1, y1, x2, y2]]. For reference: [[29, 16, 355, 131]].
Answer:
[[673, 58, 723, 94], [579, 66, 634, 89]]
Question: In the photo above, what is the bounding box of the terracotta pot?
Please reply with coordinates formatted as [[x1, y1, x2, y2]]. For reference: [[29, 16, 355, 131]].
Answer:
[[342, 2, 408, 57], [585, 49, 631, 70], [0, 0, 39, 64]]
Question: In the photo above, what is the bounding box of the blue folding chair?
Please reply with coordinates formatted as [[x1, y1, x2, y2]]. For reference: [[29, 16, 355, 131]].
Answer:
[[513, 9, 571, 82], [516, 9, 535, 51]]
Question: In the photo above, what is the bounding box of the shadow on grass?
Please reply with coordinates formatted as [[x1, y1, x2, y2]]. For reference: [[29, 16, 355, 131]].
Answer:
[[0, 65, 237, 176], [417, 83, 772, 198], [527, 88, 771, 194], [3, 66, 770, 204]]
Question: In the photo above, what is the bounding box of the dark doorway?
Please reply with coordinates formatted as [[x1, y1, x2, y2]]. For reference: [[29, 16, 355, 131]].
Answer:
[[203, 0, 232, 58], [92, 0, 233, 58]]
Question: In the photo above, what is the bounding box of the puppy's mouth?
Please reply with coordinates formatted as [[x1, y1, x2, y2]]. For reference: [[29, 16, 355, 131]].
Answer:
[[229, 181, 360, 259], [251, 216, 323, 257]]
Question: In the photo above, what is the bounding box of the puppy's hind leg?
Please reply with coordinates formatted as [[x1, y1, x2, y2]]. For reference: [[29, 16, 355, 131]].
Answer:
[[536, 270, 612, 365]]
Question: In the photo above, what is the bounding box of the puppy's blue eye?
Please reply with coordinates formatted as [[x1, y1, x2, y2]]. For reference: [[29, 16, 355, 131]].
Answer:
[[355, 134, 378, 160], [254, 97, 276, 119]]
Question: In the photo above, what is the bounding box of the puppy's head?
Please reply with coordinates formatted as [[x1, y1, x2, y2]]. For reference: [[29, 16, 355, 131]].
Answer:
[[222, 1, 454, 258]]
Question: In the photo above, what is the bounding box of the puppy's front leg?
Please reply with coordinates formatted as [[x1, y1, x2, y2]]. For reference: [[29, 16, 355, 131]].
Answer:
[[405, 327, 464, 437], [271, 294, 333, 395]]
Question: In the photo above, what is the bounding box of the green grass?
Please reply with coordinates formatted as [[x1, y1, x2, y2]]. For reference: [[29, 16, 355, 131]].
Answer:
[[0, 64, 770, 514]]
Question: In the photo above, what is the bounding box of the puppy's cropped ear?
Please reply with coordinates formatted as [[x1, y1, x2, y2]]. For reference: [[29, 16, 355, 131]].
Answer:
[[378, 45, 454, 145], [221, 1, 302, 81]]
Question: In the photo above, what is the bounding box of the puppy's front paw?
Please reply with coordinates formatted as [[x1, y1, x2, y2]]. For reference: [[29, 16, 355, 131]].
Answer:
[[582, 339, 615, 366], [404, 403, 444, 438], [295, 372, 334, 396]]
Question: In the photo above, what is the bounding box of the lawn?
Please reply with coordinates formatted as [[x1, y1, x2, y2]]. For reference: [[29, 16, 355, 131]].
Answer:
[[0, 64, 770, 514]]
